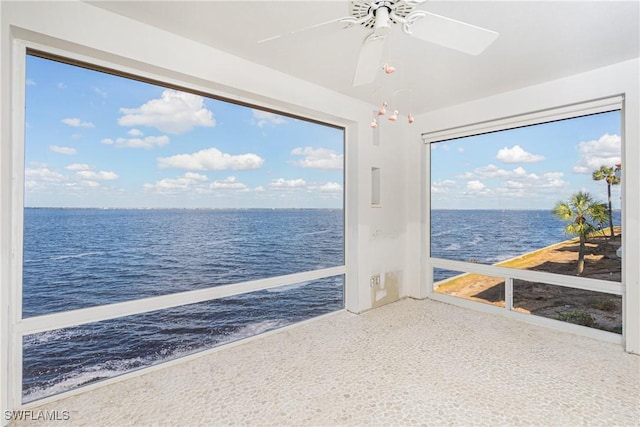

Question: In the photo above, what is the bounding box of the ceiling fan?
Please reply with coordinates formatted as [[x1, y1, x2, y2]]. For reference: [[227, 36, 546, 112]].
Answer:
[[259, 0, 499, 87]]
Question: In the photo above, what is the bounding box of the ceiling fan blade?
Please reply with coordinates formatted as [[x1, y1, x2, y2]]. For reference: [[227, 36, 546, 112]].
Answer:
[[409, 11, 498, 55], [352, 36, 385, 87]]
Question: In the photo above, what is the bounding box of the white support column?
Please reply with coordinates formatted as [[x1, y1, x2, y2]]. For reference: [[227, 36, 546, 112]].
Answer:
[[344, 121, 361, 313], [9, 39, 27, 412], [421, 141, 433, 298], [505, 277, 514, 311], [0, 2, 9, 421], [622, 77, 640, 354]]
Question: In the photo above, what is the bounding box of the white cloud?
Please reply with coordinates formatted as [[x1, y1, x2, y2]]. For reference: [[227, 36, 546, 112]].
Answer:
[[76, 170, 119, 181], [572, 133, 621, 174], [61, 118, 95, 128], [25, 167, 65, 183], [541, 172, 565, 187], [25, 163, 120, 194], [435, 162, 569, 203], [504, 180, 525, 189], [26, 79, 36, 86], [497, 171, 567, 197], [25, 166, 66, 190], [143, 173, 253, 195], [102, 135, 170, 149], [118, 89, 215, 134], [49, 145, 77, 155], [291, 147, 343, 170], [209, 176, 248, 191], [457, 164, 529, 180], [57, 82, 67, 89], [572, 166, 590, 174], [184, 172, 208, 181], [127, 129, 144, 137], [252, 110, 286, 127], [512, 167, 527, 176], [466, 180, 487, 192], [66, 163, 92, 171], [255, 178, 343, 195], [158, 147, 264, 171], [143, 172, 209, 192], [496, 145, 545, 163], [308, 182, 343, 192], [431, 179, 457, 194], [269, 178, 307, 188]]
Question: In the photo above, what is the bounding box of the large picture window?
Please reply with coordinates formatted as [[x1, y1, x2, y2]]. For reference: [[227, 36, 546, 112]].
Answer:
[[21, 52, 345, 401], [429, 109, 622, 334]]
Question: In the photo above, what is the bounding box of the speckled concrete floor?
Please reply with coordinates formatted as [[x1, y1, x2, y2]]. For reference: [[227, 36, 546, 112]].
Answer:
[[16, 298, 640, 426]]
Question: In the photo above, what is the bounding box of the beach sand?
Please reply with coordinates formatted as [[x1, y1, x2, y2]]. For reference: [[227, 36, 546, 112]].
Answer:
[[435, 228, 622, 333]]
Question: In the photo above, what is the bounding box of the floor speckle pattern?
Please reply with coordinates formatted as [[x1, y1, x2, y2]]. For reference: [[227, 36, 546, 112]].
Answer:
[[16, 298, 640, 426]]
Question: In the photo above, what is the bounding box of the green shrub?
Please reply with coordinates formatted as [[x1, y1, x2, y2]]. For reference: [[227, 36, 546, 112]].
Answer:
[[555, 311, 596, 327], [594, 299, 618, 312]]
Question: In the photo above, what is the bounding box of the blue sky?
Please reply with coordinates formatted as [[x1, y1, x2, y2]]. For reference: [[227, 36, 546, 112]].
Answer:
[[25, 55, 622, 211], [431, 111, 622, 210], [24, 55, 344, 209]]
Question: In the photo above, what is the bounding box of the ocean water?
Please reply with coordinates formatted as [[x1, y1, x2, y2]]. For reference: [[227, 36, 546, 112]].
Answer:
[[21, 208, 620, 401], [22, 208, 344, 402], [431, 209, 621, 281]]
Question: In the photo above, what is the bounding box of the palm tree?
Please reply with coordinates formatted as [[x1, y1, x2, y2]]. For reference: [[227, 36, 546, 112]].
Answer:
[[552, 191, 607, 275], [592, 165, 620, 237]]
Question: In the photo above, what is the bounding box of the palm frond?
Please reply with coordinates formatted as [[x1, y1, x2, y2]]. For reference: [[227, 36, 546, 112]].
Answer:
[[552, 191, 606, 238]]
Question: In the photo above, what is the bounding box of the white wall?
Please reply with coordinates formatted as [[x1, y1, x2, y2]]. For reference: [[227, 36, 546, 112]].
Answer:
[[360, 117, 411, 309], [0, 1, 8, 423], [411, 58, 640, 354], [0, 0, 414, 414]]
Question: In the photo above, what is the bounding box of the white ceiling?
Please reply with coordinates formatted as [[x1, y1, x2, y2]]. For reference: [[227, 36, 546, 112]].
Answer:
[[89, 1, 639, 115]]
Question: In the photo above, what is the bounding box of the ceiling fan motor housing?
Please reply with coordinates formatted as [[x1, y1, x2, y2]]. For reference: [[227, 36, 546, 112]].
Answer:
[[350, 0, 416, 29]]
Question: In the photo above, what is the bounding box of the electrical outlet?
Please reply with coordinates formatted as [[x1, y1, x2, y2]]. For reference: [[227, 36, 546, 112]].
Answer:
[[370, 274, 380, 287]]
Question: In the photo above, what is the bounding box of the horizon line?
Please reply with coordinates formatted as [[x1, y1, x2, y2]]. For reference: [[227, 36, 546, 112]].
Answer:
[[25, 207, 621, 211]]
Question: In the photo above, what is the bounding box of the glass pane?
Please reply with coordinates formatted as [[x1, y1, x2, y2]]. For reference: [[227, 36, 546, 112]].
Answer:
[[23, 276, 344, 403], [513, 280, 622, 334], [23, 208, 343, 316], [430, 112, 622, 282], [434, 269, 505, 307], [434, 267, 461, 283], [23, 54, 344, 316]]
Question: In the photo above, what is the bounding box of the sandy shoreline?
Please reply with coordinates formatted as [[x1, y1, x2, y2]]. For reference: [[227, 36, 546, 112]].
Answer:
[[435, 228, 622, 333]]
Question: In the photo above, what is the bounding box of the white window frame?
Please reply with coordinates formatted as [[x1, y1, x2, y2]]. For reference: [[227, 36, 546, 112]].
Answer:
[[7, 40, 348, 410], [422, 96, 623, 143], [423, 96, 625, 343]]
